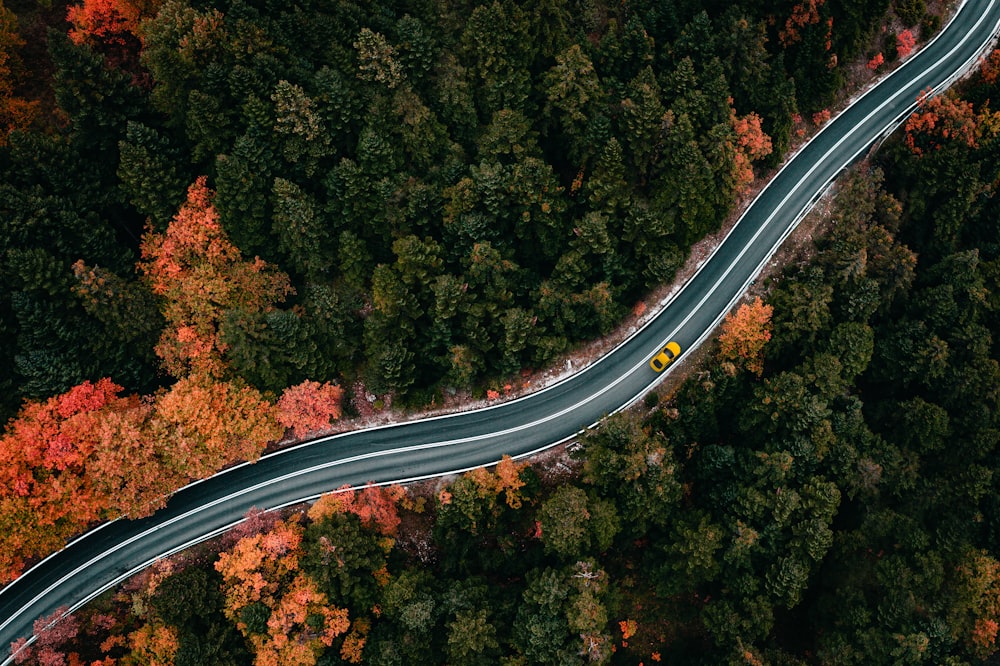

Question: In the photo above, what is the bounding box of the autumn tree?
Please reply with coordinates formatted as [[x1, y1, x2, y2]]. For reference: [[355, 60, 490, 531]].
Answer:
[[151, 375, 282, 480], [0, 378, 129, 581], [0, 369, 283, 582], [896, 30, 916, 59], [730, 107, 773, 194], [0, 3, 36, 146], [980, 49, 1000, 85], [215, 518, 302, 622], [275, 380, 344, 438], [903, 91, 984, 155], [308, 483, 406, 537], [215, 518, 350, 666], [138, 177, 293, 380], [66, 0, 143, 47], [8, 606, 78, 665], [717, 297, 774, 376], [949, 549, 1000, 659], [779, 0, 825, 47], [125, 622, 180, 666], [85, 388, 181, 518]]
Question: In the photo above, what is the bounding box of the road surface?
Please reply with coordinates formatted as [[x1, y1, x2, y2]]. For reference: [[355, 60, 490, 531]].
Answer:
[[3, 0, 1000, 659]]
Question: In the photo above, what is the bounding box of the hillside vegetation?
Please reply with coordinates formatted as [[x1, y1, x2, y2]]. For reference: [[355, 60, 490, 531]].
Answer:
[[7, 0, 996, 662], [17, 99, 1000, 660]]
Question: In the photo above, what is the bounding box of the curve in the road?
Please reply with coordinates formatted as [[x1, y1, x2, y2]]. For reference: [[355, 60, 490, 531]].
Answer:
[[3, 0, 1000, 659]]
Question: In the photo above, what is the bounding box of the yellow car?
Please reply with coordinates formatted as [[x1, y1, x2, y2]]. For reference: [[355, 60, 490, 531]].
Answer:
[[650, 341, 681, 372]]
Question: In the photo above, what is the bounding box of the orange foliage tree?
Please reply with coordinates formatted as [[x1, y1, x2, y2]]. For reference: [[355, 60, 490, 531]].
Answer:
[[0, 2, 36, 146], [257, 575, 350, 666], [494, 455, 528, 509], [730, 107, 773, 194], [67, 0, 141, 46], [903, 91, 990, 156], [981, 49, 1000, 85], [215, 518, 304, 623], [0, 375, 282, 582], [339, 617, 371, 663], [308, 484, 407, 537], [464, 455, 530, 510], [717, 297, 774, 376], [85, 391, 181, 519], [139, 176, 293, 380], [275, 380, 345, 438], [812, 109, 831, 126], [215, 519, 350, 666], [152, 376, 282, 480], [126, 622, 180, 666]]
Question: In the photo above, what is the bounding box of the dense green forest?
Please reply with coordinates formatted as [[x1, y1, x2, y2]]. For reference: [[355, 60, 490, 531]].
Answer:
[[0, 0, 930, 581], [0, 0, 916, 418], [10, 0, 1000, 662], [17, 95, 1000, 662]]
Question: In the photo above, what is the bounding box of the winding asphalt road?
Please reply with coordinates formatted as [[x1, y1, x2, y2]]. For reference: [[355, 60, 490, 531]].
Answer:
[[3, 0, 1000, 659]]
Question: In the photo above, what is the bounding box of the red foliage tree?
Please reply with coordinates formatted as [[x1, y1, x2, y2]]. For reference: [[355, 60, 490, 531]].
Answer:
[[86, 393, 182, 518], [896, 30, 915, 59], [867, 52, 884, 71], [730, 108, 773, 194], [0, 380, 128, 581], [812, 109, 831, 126], [0, 373, 283, 582], [139, 177, 293, 380], [950, 549, 1000, 660], [65, 0, 165, 77], [275, 381, 345, 438], [10, 606, 78, 666], [717, 297, 774, 376]]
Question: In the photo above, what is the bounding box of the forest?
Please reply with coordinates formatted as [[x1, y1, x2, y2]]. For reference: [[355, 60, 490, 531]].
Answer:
[[4, 0, 998, 662], [0, 0, 925, 578], [15, 117, 1000, 663]]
